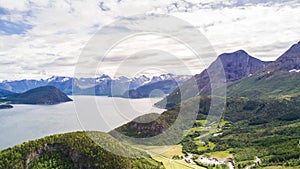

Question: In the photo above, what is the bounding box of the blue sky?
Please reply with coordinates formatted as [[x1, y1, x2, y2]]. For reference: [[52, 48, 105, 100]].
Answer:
[[0, 0, 300, 80], [0, 6, 32, 35], [0, 19, 31, 35]]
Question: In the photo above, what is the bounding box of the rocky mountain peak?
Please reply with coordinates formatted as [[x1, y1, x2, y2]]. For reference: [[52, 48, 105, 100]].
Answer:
[[264, 41, 300, 72], [277, 41, 300, 61], [213, 50, 270, 82]]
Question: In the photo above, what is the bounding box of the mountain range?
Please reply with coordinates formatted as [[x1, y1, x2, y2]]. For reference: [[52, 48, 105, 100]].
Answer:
[[2, 41, 300, 104], [0, 74, 191, 97], [0, 88, 14, 97]]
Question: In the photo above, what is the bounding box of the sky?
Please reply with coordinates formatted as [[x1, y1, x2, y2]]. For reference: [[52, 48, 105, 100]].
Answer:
[[0, 0, 300, 80]]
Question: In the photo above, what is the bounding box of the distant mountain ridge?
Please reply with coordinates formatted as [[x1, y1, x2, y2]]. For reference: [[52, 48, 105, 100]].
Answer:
[[0, 88, 15, 97], [122, 80, 178, 98], [121, 74, 191, 98], [0, 74, 191, 97]]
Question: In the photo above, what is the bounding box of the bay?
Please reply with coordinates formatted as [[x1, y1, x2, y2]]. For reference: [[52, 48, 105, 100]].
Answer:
[[0, 96, 165, 150]]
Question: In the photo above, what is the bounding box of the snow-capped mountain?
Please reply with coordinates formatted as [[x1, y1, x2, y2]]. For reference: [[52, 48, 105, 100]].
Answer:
[[150, 73, 192, 84], [0, 74, 191, 96], [131, 75, 151, 87], [120, 73, 193, 98], [0, 79, 47, 93]]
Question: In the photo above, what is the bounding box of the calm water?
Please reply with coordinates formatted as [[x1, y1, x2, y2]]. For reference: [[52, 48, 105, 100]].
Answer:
[[0, 96, 165, 150]]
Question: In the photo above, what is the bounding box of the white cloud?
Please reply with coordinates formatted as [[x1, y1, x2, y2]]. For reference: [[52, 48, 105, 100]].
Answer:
[[172, 3, 300, 60], [0, 0, 29, 11]]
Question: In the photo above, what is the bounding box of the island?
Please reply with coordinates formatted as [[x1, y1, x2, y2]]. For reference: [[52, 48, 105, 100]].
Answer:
[[1, 86, 72, 105], [0, 104, 13, 109]]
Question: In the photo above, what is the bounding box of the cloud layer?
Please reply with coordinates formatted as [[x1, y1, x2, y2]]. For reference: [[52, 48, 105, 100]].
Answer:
[[0, 0, 300, 80]]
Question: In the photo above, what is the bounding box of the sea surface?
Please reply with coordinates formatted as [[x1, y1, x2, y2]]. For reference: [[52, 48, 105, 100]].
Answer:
[[0, 96, 165, 150]]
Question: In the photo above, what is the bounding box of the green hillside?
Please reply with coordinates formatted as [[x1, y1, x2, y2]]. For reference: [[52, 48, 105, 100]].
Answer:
[[227, 71, 300, 98], [116, 96, 300, 139], [0, 131, 165, 169], [114, 96, 300, 168]]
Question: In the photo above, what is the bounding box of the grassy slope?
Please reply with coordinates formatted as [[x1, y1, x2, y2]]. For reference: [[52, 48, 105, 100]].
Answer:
[[227, 71, 300, 98], [115, 96, 300, 141], [139, 145, 205, 169]]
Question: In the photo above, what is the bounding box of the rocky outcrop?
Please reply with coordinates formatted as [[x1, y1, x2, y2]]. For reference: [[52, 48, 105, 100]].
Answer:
[[262, 41, 300, 73], [218, 50, 271, 81]]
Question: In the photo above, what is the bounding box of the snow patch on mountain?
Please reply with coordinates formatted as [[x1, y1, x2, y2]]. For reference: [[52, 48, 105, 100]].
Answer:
[[62, 77, 71, 82], [289, 69, 300, 73]]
